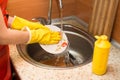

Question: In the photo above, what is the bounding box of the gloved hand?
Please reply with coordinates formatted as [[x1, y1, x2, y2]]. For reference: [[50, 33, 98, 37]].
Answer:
[[24, 27, 61, 44], [11, 16, 49, 30]]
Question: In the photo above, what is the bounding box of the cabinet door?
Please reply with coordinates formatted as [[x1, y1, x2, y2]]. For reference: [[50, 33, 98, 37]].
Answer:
[[7, 0, 76, 20], [88, 0, 119, 40], [112, 1, 120, 44]]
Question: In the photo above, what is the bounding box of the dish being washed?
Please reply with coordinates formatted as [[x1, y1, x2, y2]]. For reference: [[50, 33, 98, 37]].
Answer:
[[40, 25, 68, 54]]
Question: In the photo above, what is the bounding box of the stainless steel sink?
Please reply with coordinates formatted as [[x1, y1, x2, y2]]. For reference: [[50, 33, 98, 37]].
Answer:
[[17, 24, 95, 69]]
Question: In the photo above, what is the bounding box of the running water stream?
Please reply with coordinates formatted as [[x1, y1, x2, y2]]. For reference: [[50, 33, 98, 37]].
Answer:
[[54, 8, 71, 67]]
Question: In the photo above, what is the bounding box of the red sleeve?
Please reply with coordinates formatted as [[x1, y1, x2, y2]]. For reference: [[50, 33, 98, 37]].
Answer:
[[0, 0, 8, 27]]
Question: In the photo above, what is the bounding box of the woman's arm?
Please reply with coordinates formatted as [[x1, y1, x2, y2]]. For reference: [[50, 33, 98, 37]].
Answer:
[[0, 8, 29, 44]]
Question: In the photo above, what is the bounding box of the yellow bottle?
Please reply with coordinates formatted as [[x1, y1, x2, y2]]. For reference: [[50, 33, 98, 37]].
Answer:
[[92, 35, 111, 75]]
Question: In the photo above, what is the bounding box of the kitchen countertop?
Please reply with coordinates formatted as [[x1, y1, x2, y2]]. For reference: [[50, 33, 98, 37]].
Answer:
[[9, 44, 120, 80]]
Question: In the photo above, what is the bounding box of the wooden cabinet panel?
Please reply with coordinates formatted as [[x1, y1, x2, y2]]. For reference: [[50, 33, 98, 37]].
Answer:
[[88, 0, 119, 40], [7, 0, 92, 23], [112, 1, 120, 44], [76, 0, 93, 23], [7, 0, 49, 20], [7, 0, 76, 20]]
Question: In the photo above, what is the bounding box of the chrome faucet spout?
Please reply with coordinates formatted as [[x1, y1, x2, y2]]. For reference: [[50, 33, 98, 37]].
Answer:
[[32, 0, 63, 25], [58, 0, 63, 9], [47, 0, 52, 25]]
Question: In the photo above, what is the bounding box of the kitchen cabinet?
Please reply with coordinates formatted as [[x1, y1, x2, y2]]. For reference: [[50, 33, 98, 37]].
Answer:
[[7, 0, 92, 23], [7, 0, 76, 20], [76, 0, 93, 23], [88, 0, 119, 40], [112, 1, 120, 44]]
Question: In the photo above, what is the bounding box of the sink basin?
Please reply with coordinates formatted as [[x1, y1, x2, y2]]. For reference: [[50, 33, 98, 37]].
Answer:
[[17, 24, 95, 69]]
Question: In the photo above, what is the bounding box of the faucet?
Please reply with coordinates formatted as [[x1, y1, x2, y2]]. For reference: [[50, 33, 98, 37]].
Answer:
[[47, 0, 53, 25], [32, 0, 63, 25], [58, 0, 63, 9]]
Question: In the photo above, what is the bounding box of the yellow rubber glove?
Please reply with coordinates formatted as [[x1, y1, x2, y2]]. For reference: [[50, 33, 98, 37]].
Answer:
[[24, 27, 61, 44], [11, 16, 49, 30]]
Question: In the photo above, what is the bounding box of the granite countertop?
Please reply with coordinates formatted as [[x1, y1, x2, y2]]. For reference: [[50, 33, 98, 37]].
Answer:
[[9, 44, 120, 80]]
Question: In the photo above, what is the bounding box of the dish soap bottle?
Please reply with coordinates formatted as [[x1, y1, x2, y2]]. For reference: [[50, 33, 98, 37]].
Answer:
[[92, 35, 111, 75]]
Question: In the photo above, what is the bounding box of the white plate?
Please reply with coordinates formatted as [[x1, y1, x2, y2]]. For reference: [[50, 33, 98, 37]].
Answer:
[[40, 25, 68, 54]]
